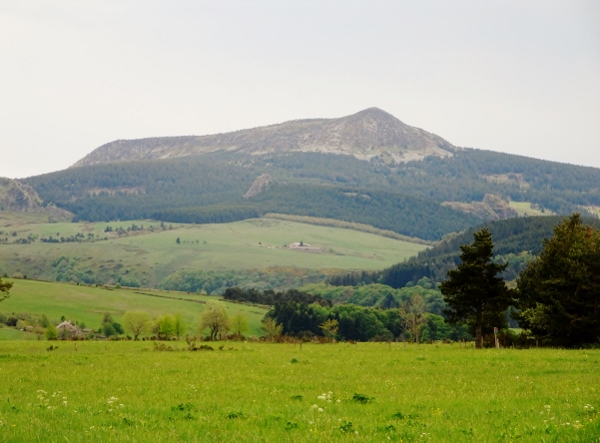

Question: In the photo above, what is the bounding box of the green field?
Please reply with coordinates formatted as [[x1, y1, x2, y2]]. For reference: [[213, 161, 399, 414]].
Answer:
[[0, 214, 427, 287], [0, 341, 597, 442], [508, 201, 553, 217], [0, 279, 269, 338]]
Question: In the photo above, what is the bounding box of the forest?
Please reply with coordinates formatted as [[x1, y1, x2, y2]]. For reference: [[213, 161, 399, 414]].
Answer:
[[23, 149, 600, 240]]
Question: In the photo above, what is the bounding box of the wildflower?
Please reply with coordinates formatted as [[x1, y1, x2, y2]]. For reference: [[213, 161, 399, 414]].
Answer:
[[119, 404, 124, 408], [63, 401, 67, 406], [310, 404, 318, 409], [318, 408, 324, 412], [317, 394, 327, 400]]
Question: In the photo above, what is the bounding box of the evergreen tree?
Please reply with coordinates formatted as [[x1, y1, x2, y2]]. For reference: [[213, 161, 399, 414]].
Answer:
[[515, 214, 600, 347], [440, 228, 512, 348], [0, 276, 12, 303]]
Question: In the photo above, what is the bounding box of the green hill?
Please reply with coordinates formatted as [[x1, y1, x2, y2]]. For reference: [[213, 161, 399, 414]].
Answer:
[[0, 279, 269, 339], [0, 214, 427, 291]]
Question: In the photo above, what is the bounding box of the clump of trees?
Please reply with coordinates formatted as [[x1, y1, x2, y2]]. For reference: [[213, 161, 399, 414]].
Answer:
[[515, 214, 600, 347], [439, 214, 600, 348], [99, 313, 124, 338]]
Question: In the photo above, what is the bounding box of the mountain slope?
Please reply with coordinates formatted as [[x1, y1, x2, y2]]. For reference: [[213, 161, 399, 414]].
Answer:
[[71, 108, 457, 167]]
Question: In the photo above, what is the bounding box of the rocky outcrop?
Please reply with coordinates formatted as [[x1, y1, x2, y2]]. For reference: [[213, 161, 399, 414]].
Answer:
[[0, 178, 43, 211], [0, 177, 72, 219], [72, 108, 458, 167], [243, 174, 273, 199], [442, 194, 517, 220]]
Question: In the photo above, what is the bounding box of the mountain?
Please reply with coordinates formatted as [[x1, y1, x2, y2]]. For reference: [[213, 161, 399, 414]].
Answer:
[[71, 108, 457, 167], [22, 108, 600, 242]]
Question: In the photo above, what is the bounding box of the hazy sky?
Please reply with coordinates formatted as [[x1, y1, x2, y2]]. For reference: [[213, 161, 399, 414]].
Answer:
[[1, 1, 599, 179]]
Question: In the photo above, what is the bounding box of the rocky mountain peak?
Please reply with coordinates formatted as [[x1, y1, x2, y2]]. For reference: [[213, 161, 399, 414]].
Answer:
[[72, 108, 458, 167]]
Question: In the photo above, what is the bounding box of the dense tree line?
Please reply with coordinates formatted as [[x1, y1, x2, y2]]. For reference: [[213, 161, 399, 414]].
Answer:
[[158, 268, 331, 294], [223, 286, 468, 342]]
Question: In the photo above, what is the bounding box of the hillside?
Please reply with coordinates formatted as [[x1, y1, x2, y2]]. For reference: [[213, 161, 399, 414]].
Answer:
[[330, 215, 600, 289], [72, 108, 457, 167], [0, 215, 427, 292], [0, 279, 269, 338]]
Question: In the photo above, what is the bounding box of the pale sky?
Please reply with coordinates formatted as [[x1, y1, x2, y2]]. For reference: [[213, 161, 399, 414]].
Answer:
[[1, 0, 599, 179]]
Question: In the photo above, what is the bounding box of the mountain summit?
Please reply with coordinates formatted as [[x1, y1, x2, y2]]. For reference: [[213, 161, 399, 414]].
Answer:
[[72, 108, 457, 167]]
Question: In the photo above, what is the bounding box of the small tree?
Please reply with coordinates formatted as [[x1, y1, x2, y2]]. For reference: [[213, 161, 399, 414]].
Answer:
[[401, 293, 428, 343], [0, 276, 13, 303], [440, 228, 513, 349], [102, 322, 116, 338], [229, 312, 249, 338], [319, 319, 339, 342], [262, 317, 283, 342], [198, 302, 229, 341], [45, 324, 58, 340], [173, 313, 187, 340], [153, 314, 176, 340], [122, 311, 152, 340]]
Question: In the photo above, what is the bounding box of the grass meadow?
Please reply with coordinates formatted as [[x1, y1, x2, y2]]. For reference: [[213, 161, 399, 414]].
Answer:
[[507, 202, 553, 217], [0, 341, 598, 442]]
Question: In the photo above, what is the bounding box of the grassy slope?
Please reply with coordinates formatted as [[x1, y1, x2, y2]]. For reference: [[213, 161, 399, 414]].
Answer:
[[0, 279, 269, 337], [0, 341, 598, 442], [0, 215, 427, 286], [508, 201, 553, 216]]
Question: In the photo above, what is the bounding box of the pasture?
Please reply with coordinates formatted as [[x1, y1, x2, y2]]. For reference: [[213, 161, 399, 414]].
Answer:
[[0, 279, 269, 338], [507, 201, 553, 217], [0, 342, 598, 442], [0, 216, 427, 287]]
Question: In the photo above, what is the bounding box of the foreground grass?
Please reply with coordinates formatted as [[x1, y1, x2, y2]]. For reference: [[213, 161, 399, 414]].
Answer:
[[0, 342, 598, 442]]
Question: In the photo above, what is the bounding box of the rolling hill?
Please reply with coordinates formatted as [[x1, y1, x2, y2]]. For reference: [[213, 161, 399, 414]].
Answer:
[[0, 278, 269, 339], [0, 214, 427, 292]]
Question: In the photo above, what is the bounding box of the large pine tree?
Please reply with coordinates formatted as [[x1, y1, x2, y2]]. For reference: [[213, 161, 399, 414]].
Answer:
[[440, 228, 512, 348], [515, 213, 600, 347]]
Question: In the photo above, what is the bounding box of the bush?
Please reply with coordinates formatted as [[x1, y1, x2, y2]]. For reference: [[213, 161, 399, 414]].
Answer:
[[45, 324, 58, 340]]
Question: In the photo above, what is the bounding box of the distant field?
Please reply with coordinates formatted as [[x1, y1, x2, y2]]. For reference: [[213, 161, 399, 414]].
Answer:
[[0, 279, 269, 338], [582, 206, 600, 217], [508, 201, 554, 217], [0, 341, 598, 442], [0, 215, 428, 287]]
